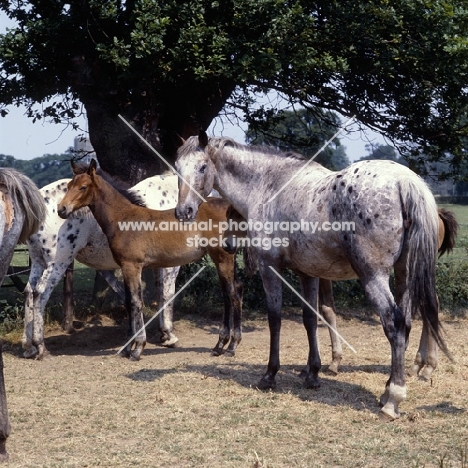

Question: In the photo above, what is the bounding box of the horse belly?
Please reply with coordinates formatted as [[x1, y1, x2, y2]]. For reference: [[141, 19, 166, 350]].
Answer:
[[75, 230, 120, 270], [288, 234, 358, 280]]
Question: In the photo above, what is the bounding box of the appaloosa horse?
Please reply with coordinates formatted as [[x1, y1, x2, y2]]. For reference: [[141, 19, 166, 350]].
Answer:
[[0, 167, 47, 460], [175, 132, 450, 421], [226, 206, 457, 379], [23, 171, 182, 359]]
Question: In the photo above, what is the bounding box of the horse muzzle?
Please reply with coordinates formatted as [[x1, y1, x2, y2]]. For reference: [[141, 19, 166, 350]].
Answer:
[[57, 204, 71, 219], [175, 204, 197, 222]]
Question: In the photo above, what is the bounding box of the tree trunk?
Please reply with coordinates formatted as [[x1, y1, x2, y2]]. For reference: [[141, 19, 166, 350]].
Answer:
[[73, 55, 235, 183]]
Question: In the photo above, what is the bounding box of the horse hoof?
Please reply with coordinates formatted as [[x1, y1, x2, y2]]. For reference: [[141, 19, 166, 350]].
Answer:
[[305, 376, 321, 390], [39, 352, 53, 361], [224, 350, 235, 358], [327, 363, 339, 376], [129, 353, 141, 362], [419, 366, 434, 382], [378, 406, 400, 422], [407, 364, 421, 378], [257, 377, 276, 391], [23, 348, 38, 359], [211, 348, 223, 356], [161, 338, 179, 348], [35, 349, 51, 361], [0, 451, 8, 462], [119, 349, 131, 359]]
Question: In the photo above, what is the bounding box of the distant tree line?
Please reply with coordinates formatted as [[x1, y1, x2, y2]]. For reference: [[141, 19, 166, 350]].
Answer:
[[0, 152, 74, 188]]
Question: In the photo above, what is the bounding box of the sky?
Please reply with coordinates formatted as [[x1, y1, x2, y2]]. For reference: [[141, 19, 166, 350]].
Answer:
[[0, 13, 386, 162]]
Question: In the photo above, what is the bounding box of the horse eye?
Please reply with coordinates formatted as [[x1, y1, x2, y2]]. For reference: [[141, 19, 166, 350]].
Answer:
[[200, 164, 207, 174], [79, 185, 87, 191]]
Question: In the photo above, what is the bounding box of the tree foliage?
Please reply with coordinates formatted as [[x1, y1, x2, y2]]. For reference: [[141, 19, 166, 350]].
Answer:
[[246, 108, 351, 170], [1, 1, 468, 181], [358, 143, 408, 166], [0, 152, 73, 187]]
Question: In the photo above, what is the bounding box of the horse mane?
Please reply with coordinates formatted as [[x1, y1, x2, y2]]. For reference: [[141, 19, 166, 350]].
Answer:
[[207, 137, 306, 162], [0, 168, 47, 243], [179, 135, 306, 162], [73, 161, 146, 207]]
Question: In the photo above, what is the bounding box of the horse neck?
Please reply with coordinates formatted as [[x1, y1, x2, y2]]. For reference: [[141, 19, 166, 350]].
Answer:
[[212, 146, 310, 216], [88, 176, 131, 237]]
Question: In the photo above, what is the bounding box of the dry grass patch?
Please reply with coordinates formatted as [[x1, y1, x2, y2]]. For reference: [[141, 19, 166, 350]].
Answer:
[[1, 312, 467, 467]]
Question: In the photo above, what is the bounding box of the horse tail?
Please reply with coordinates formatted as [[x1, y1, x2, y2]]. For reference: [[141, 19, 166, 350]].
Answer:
[[399, 176, 451, 359], [437, 208, 458, 257], [0, 168, 47, 243]]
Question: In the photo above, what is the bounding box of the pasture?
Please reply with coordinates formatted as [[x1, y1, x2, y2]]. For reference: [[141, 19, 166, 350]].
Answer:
[[0, 313, 467, 467], [0, 204, 467, 466]]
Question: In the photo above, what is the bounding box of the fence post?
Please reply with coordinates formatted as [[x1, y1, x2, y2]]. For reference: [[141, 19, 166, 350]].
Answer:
[[62, 261, 74, 333], [0, 341, 10, 462]]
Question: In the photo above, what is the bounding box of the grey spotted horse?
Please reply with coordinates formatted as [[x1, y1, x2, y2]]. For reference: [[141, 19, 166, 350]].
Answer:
[[175, 132, 451, 421]]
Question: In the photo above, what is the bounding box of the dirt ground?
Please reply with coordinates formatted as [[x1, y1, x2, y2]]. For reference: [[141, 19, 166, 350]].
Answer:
[[1, 311, 467, 467]]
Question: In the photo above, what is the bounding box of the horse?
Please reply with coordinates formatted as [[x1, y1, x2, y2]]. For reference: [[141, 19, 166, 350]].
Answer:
[[174, 131, 450, 421], [57, 159, 243, 361], [225, 206, 457, 378], [22, 170, 183, 359], [0, 168, 47, 461]]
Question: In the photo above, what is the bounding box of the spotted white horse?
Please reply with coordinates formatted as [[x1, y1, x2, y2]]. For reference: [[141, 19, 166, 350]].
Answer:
[[22, 172, 181, 359]]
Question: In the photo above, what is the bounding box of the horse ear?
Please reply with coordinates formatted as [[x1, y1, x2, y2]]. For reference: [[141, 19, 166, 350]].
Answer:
[[199, 130, 208, 148], [88, 159, 98, 176], [173, 133, 185, 149], [71, 161, 79, 175]]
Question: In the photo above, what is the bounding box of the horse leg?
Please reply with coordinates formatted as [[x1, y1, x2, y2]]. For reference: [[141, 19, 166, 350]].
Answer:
[[394, 250, 437, 381], [29, 261, 72, 359], [257, 261, 283, 390], [362, 274, 408, 421], [22, 257, 45, 359], [298, 274, 321, 389], [211, 250, 243, 357], [121, 263, 146, 361], [319, 278, 342, 375], [155, 267, 180, 347], [408, 316, 438, 381]]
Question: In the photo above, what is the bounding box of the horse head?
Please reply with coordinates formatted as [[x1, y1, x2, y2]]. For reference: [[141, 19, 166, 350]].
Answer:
[[57, 159, 98, 219], [175, 131, 215, 222]]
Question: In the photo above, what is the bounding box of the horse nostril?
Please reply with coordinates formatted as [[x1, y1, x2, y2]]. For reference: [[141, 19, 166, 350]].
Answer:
[[186, 206, 193, 216], [57, 206, 67, 219]]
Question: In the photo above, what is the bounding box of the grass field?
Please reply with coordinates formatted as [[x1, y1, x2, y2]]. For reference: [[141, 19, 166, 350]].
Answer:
[[0, 312, 467, 467]]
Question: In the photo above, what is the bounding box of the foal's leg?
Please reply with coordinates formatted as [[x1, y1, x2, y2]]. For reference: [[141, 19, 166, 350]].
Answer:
[[121, 262, 146, 361], [319, 279, 342, 375], [154, 266, 180, 347], [362, 274, 408, 421], [257, 260, 283, 390], [210, 249, 243, 357], [298, 274, 321, 389]]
